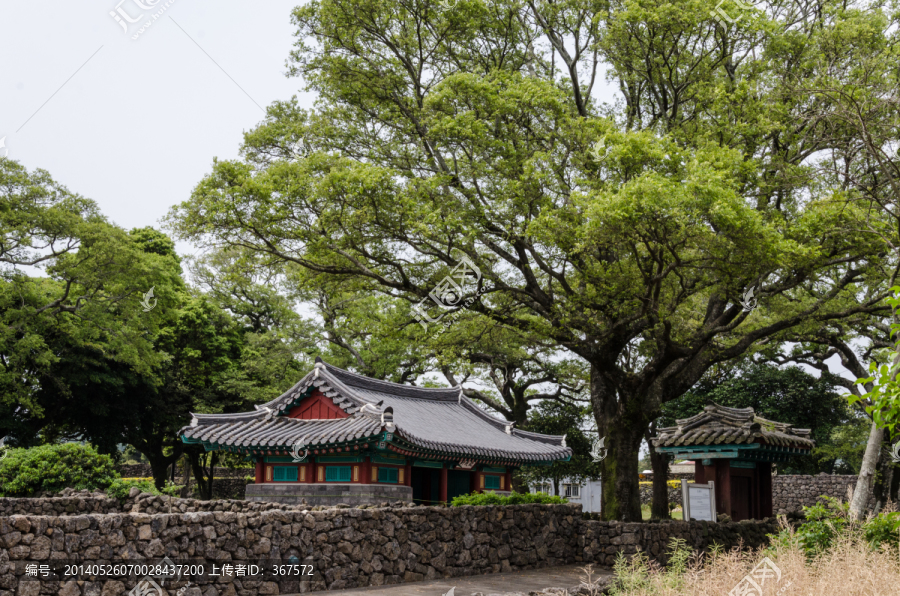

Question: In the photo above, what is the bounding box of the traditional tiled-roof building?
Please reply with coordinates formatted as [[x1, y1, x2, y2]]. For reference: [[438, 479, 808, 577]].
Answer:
[[180, 358, 572, 506], [652, 404, 814, 521]]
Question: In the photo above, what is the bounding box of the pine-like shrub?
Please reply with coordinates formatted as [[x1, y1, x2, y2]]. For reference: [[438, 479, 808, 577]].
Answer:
[[0, 443, 119, 497]]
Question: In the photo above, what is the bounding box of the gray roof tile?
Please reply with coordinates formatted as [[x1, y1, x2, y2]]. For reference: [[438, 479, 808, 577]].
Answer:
[[652, 404, 815, 450], [180, 360, 571, 463]]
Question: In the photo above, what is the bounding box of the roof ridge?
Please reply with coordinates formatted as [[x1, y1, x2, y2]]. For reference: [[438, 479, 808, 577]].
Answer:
[[322, 361, 461, 401]]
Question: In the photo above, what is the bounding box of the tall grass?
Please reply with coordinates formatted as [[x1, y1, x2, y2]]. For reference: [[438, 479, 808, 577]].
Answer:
[[605, 519, 900, 596]]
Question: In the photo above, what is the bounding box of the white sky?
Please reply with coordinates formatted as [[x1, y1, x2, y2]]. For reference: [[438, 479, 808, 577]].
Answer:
[[1, 0, 312, 254]]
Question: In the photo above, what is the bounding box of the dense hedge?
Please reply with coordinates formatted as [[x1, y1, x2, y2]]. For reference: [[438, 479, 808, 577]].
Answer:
[[450, 490, 567, 506], [0, 443, 119, 497]]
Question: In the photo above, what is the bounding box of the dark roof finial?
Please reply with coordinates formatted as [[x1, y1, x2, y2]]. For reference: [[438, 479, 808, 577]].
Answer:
[[314, 356, 324, 364]]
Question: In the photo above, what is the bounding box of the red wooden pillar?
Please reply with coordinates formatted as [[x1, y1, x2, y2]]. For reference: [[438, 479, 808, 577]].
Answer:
[[714, 459, 731, 518], [504, 471, 512, 493], [469, 469, 478, 495], [752, 465, 761, 519], [439, 465, 448, 504], [758, 463, 773, 518], [360, 457, 370, 485], [694, 461, 706, 484], [255, 459, 264, 484], [405, 463, 412, 487]]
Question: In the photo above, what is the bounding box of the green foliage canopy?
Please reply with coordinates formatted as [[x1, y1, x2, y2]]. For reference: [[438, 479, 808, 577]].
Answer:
[[0, 443, 119, 497]]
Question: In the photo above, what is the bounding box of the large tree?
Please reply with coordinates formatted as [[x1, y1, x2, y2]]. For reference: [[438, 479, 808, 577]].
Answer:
[[779, 8, 900, 517], [1, 160, 178, 419], [168, 0, 893, 519]]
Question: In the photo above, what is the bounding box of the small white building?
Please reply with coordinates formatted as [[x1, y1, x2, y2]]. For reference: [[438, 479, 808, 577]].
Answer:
[[532, 478, 602, 513]]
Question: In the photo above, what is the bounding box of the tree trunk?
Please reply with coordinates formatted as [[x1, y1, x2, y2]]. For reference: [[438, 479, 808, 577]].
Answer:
[[180, 456, 192, 498], [511, 474, 526, 494], [552, 476, 560, 499], [187, 449, 218, 500], [873, 438, 893, 512], [592, 365, 646, 521], [647, 437, 671, 519], [132, 436, 182, 491], [890, 462, 900, 504], [147, 456, 170, 491], [850, 421, 884, 519]]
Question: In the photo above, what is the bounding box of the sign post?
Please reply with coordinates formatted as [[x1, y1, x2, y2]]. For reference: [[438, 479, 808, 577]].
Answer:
[[682, 479, 717, 522]]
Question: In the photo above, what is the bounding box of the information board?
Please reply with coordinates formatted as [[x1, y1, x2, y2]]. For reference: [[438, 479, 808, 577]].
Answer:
[[681, 480, 717, 522]]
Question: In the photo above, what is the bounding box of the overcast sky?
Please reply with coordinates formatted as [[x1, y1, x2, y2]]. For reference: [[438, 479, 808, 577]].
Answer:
[[1, 0, 312, 255]]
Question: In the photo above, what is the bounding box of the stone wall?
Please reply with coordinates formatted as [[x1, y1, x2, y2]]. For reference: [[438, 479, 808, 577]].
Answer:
[[638, 484, 682, 506], [246, 483, 412, 506], [0, 500, 786, 596], [0, 503, 582, 596], [0, 489, 344, 519], [773, 474, 874, 514], [579, 517, 780, 566]]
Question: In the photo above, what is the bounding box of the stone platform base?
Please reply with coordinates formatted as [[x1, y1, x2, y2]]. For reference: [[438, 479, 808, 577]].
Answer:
[[245, 483, 412, 506]]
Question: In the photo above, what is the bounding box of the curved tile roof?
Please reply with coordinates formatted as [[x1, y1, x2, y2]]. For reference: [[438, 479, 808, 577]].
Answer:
[[652, 404, 815, 449], [180, 359, 571, 464]]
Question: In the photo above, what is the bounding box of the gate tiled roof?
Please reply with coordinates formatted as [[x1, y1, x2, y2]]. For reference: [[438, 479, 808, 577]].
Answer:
[[652, 404, 815, 449]]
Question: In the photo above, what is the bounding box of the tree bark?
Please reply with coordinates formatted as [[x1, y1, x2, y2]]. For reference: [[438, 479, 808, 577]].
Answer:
[[147, 453, 175, 491], [851, 349, 900, 519], [890, 462, 900, 504], [850, 421, 884, 519], [180, 456, 192, 498], [873, 438, 894, 511], [647, 436, 671, 519], [187, 449, 218, 500], [511, 474, 526, 494], [593, 365, 646, 521]]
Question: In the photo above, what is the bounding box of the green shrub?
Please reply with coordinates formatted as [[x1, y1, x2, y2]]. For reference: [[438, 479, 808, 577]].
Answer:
[[450, 491, 567, 506], [106, 478, 182, 501], [770, 496, 900, 556], [0, 443, 119, 497], [863, 511, 900, 550], [608, 538, 693, 595]]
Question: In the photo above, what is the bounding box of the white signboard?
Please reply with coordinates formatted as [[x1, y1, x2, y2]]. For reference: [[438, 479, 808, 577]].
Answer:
[[682, 480, 717, 522]]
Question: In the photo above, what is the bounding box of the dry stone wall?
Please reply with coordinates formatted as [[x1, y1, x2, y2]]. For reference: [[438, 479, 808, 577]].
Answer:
[[0, 490, 354, 519], [0, 499, 786, 596], [579, 517, 780, 566], [773, 474, 874, 514]]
